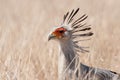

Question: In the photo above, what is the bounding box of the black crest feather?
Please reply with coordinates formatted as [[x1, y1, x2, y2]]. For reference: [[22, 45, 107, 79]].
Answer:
[[62, 8, 93, 53]]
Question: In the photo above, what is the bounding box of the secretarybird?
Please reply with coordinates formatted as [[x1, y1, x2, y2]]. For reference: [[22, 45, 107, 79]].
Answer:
[[48, 8, 120, 80]]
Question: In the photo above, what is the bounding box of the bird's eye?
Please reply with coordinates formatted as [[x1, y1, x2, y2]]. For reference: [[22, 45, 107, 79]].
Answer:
[[59, 30, 64, 33]]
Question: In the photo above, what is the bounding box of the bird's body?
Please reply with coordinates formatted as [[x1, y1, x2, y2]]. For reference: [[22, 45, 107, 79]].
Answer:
[[48, 8, 120, 80], [58, 38, 120, 80], [58, 35, 120, 80]]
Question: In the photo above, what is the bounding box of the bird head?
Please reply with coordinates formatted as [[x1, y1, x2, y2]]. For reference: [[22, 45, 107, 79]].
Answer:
[[48, 26, 72, 41], [48, 8, 93, 53]]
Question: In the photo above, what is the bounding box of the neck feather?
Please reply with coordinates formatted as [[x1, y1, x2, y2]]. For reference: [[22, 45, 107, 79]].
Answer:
[[59, 39, 76, 67], [58, 39, 77, 79]]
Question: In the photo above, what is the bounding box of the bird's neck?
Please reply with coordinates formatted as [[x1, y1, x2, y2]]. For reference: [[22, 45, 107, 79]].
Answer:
[[58, 39, 77, 79]]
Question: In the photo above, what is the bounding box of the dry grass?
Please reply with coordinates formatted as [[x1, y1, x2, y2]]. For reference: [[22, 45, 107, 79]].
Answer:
[[0, 0, 120, 80]]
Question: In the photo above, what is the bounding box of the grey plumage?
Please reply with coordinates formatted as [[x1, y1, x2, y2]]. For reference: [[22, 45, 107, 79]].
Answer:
[[49, 8, 120, 80], [79, 63, 120, 80]]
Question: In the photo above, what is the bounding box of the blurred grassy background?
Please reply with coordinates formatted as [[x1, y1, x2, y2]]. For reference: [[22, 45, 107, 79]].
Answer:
[[0, 0, 120, 80]]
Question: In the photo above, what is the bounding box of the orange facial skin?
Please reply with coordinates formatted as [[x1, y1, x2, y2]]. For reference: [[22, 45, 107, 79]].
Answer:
[[52, 27, 67, 38]]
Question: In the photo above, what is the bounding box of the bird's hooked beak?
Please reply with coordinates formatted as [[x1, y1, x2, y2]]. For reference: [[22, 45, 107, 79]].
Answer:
[[48, 33, 56, 41]]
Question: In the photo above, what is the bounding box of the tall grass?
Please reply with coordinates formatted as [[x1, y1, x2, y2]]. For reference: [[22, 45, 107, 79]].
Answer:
[[0, 0, 120, 80]]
